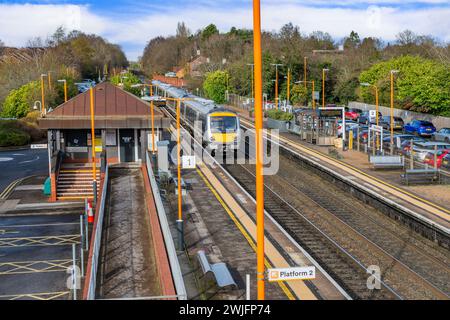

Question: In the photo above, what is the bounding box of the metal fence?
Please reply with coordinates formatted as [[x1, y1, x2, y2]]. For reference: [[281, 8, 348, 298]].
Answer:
[[146, 151, 187, 300], [85, 165, 109, 300], [349, 101, 450, 130]]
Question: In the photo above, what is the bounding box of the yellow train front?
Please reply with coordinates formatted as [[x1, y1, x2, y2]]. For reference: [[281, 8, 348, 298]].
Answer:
[[206, 108, 240, 152]]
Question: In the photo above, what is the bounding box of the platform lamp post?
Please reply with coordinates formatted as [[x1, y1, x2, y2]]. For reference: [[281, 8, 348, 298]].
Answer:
[[47, 71, 52, 91], [283, 68, 291, 107], [271, 63, 283, 109], [89, 87, 97, 205], [132, 83, 156, 154], [253, 0, 265, 300], [58, 79, 68, 102], [390, 70, 400, 153], [303, 57, 308, 90], [322, 68, 329, 108], [40, 74, 47, 113], [247, 63, 255, 105], [360, 82, 380, 151], [296, 80, 316, 110]]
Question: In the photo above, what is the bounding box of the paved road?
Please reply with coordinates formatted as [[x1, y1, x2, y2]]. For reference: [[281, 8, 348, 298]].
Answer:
[[0, 213, 81, 300], [0, 149, 48, 192]]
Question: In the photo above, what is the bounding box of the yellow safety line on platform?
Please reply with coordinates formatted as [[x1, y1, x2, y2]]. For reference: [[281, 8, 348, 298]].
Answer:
[[197, 165, 317, 300], [241, 118, 450, 221]]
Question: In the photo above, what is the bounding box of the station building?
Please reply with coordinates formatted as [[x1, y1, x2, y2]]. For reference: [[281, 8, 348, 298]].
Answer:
[[38, 82, 169, 201]]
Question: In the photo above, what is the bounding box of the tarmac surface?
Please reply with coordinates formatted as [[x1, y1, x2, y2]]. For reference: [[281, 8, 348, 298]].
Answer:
[[0, 213, 81, 300], [0, 148, 48, 192]]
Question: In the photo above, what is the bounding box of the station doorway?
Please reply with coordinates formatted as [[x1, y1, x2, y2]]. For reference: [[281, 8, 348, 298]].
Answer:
[[119, 129, 136, 162]]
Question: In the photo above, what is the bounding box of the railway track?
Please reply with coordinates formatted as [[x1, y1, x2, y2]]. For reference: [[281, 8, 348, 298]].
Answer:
[[225, 161, 449, 300], [161, 102, 450, 300]]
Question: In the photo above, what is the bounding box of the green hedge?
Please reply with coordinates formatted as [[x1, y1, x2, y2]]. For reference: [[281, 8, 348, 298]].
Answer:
[[0, 128, 30, 147], [266, 109, 293, 121]]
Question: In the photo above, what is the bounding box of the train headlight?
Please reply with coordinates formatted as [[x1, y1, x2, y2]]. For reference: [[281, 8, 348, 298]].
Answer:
[[210, 136, 215, 142]]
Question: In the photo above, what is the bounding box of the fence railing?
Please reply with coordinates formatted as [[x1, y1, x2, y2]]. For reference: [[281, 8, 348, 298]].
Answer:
[[146, 151, 187, 300], [84, 164, 109, 300]]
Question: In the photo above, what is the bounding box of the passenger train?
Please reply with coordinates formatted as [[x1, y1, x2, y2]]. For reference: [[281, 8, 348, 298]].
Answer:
[[153, 81, 241, 152]]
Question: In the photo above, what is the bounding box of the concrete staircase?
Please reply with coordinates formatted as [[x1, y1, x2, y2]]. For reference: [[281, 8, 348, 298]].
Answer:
[[57, 164, 100, 201]]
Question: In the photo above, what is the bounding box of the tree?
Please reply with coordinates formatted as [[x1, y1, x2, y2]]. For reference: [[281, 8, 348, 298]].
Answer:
[[203, 70, 228, 103], [359, 55, 450, 115], [344, 31, 361, 49], [289, 84, 308, 105], [1, 81, 41, 118], [176, 22, 191, 38], [110, 71, 141, 96], [202, 24, 219, 40]]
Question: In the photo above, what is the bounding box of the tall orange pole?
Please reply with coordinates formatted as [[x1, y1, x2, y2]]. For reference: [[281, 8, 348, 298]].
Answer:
[[89, 87, 97, 202], [40, 75, 46, 113], [322, 69, 326, 108], [304, 57, 307, 90], [253, 0, 265, 300], [64, 81, 68, 102], [48, 71, 52, 91], [312, 80, 316, 110], [390, 72, 395, 146], [176, 98, 183, 250]]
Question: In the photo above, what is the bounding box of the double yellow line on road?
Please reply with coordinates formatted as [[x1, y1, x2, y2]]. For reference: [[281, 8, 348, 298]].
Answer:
[[0, 177, 26, 200]]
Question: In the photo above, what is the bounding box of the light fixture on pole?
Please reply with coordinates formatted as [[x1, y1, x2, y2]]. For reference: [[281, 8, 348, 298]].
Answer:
[[322, 68, 329, 108], [270, 63, 283, 109], [57, 79, 68, 102], [390, 70, 399, 149], [360, 82, 380, 150], [40, 74, 47, 113]]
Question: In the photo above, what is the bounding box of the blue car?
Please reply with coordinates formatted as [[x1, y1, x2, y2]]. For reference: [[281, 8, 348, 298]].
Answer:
[[403, 120, 436, 137]]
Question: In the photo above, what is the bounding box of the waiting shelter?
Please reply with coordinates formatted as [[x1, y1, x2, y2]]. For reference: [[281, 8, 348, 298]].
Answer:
[[39, 82, 170, 201]]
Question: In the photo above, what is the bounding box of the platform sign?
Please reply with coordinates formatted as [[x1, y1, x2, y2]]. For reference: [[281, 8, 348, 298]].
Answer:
[[182, 155, 196, 169], [268, 266, 316, 282], [31, 144, 47, 149]]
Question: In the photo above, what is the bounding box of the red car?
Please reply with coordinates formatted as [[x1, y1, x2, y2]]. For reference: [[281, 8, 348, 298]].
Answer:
[[345, 108, 363, 120], [423, 150, 450, 168]]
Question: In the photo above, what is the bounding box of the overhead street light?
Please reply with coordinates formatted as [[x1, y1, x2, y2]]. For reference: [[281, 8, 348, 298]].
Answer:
[[57, 79, 68, 102], [390, 70, 400, 150], [40, 74, 47, 113], [322, 68, 329, 108], [360, 82, 380, 150], [271, 63, 283, 109]]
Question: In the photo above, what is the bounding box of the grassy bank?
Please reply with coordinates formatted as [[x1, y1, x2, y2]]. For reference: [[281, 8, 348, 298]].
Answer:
[[0, 111, 45, 147]]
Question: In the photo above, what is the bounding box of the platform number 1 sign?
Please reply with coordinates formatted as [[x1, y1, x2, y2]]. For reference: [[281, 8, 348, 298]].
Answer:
[[182, 155, 196, 169]]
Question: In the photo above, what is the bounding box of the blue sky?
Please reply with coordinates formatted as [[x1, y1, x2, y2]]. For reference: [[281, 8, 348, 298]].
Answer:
[[1, 1, 449, 60]]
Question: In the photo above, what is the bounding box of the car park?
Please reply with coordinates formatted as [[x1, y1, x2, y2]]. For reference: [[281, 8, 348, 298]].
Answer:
[[423, 150, 450, 168], [383, 134, 420, 149], [403, 120, 436, 136], [336, 120, 359, 137], [432, 128, 450, 143], [345, 108, 363, 120], [411, 141, 450, 161], [380, 116, 404, 131], [442, 153, 450, 169], [358, 111, 382, 125]]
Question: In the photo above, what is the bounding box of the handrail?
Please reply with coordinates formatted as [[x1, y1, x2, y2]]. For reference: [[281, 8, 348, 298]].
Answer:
[[146, 151, 187, 300], [84, 164, 109, 300]]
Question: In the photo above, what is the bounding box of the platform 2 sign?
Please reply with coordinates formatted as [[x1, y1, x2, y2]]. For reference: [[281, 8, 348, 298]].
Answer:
[[268, 266, 316, 282]]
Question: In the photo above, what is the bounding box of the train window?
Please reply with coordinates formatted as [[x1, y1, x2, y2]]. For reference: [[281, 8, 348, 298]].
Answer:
[[210, 116, 237, 133]]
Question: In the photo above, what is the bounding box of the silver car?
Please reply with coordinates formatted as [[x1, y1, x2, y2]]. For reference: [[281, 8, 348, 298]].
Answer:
[[412, 141, 450, 161], [433, 128, 450, 143]]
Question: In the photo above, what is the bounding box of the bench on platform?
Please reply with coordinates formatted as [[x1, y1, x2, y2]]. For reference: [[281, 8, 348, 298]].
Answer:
[[401, 169, 440, 185], [197, 250, 237, 289], [369, 155, 404, 169]]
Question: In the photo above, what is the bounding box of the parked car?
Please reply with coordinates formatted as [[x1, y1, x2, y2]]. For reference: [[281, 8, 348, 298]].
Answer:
[[345, 108, 363, 120], [433, 128, 450, 143], [336, 120, 359, 137], [442, 153, 450, 169], [400, 138, 428, 156], [383, 134, 421, 149], [380, 116, 404, 131], [403, 120, 436, 136], [358, 111, 382, 125], [411, 141, 450, 161], [423, 150, 450, 168]]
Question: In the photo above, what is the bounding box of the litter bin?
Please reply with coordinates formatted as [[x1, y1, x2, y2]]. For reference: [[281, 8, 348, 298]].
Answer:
[[43, 177, 51, 196]]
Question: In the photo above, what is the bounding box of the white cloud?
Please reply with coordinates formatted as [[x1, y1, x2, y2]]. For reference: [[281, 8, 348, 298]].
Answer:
[[0, 3, 449, 61]]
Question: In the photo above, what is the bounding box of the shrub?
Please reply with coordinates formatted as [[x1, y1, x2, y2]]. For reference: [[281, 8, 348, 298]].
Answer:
[[266, 109, 293, 121], [0, 122, 30, 146], [203, 70, 228, 104]]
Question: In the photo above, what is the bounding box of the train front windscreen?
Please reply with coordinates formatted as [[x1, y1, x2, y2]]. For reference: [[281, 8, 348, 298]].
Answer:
[[210, 116, 237, 133]]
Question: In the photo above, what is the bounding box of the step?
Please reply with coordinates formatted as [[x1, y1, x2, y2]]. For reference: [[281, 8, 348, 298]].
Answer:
[[57, 196, 94, 201]]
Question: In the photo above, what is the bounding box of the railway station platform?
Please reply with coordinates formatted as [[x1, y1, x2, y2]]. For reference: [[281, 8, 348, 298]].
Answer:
[[229, 106, 450, 243]]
